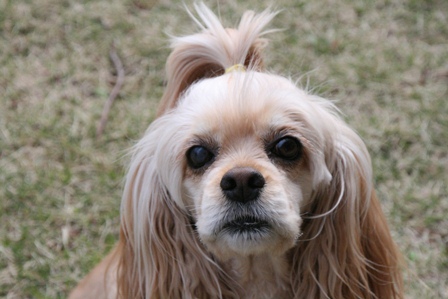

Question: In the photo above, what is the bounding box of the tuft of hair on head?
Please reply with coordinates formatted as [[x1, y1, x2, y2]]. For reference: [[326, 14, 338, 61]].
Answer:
[[157, 2, 278, 116]]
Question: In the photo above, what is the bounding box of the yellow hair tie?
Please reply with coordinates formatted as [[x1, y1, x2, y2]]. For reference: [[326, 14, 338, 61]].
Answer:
[[225, 64, 246, 73]]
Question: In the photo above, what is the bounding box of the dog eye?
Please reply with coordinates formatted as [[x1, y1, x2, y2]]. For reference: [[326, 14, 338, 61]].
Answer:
[[187, 146, 214, 169], [271, 137, 302, 160]]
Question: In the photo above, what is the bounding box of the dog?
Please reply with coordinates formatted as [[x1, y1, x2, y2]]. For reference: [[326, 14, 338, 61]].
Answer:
[[69, 3, 403, 298]]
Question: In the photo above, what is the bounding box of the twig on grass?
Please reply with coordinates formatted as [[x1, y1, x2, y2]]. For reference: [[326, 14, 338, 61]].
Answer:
[[96, 43, 125, 138]]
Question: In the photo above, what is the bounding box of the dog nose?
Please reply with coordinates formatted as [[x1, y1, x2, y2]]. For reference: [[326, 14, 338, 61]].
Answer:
[[220, 167, 265, 203]]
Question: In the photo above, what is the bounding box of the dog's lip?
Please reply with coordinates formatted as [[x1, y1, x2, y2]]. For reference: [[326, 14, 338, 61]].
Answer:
[[221, 216, 270, 233]]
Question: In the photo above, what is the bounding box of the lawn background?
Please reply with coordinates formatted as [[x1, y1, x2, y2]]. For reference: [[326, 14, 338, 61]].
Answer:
[[0, 0, 447, 298]]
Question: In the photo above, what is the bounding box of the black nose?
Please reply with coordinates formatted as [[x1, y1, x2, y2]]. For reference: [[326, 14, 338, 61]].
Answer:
[[220, 167, 265, 203]]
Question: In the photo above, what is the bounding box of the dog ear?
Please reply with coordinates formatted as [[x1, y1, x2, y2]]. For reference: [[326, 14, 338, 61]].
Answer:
[[156, 3, 275, 116], [290, 124, 403, 298], [116, 134, 237, 298]]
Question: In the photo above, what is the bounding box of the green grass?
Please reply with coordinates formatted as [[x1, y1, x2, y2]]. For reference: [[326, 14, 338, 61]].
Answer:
[[1, 0, 447, 298]]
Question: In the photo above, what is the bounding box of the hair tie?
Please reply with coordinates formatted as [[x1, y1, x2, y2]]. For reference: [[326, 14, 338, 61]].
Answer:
[[225, 64, 246, 73]]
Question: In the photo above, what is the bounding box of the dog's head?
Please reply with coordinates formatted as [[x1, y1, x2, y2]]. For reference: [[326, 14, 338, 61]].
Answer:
[[176, 72, 334, 258], [117, 4, 402, 298]]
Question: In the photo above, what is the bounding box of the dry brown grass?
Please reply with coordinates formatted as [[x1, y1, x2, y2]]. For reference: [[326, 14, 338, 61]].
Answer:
[[1, 0, 447, 298]]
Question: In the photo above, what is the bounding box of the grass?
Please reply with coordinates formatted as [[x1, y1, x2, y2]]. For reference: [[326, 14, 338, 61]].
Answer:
[[0, 0, 447, 298]]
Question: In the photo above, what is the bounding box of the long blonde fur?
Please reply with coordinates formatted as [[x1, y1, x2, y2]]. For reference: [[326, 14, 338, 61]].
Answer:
[[69, 3, 403, 299], [289, 114, 403, 298], [156, 3, 276, 116]]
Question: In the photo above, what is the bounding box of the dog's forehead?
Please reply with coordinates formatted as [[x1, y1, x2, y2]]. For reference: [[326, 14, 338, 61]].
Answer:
[[179, 72, 302, 138]]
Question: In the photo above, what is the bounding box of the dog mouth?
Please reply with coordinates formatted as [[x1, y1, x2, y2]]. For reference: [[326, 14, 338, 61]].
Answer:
[[221, 216, 270, 235]]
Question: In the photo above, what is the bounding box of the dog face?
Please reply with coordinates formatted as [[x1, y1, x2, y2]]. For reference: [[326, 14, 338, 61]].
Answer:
[[156, 72, 332, 259]]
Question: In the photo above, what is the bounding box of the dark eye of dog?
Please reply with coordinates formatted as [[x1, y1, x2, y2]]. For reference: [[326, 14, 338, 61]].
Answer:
[[187, 146, 214, 169], [271, 137, 302, 160]]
